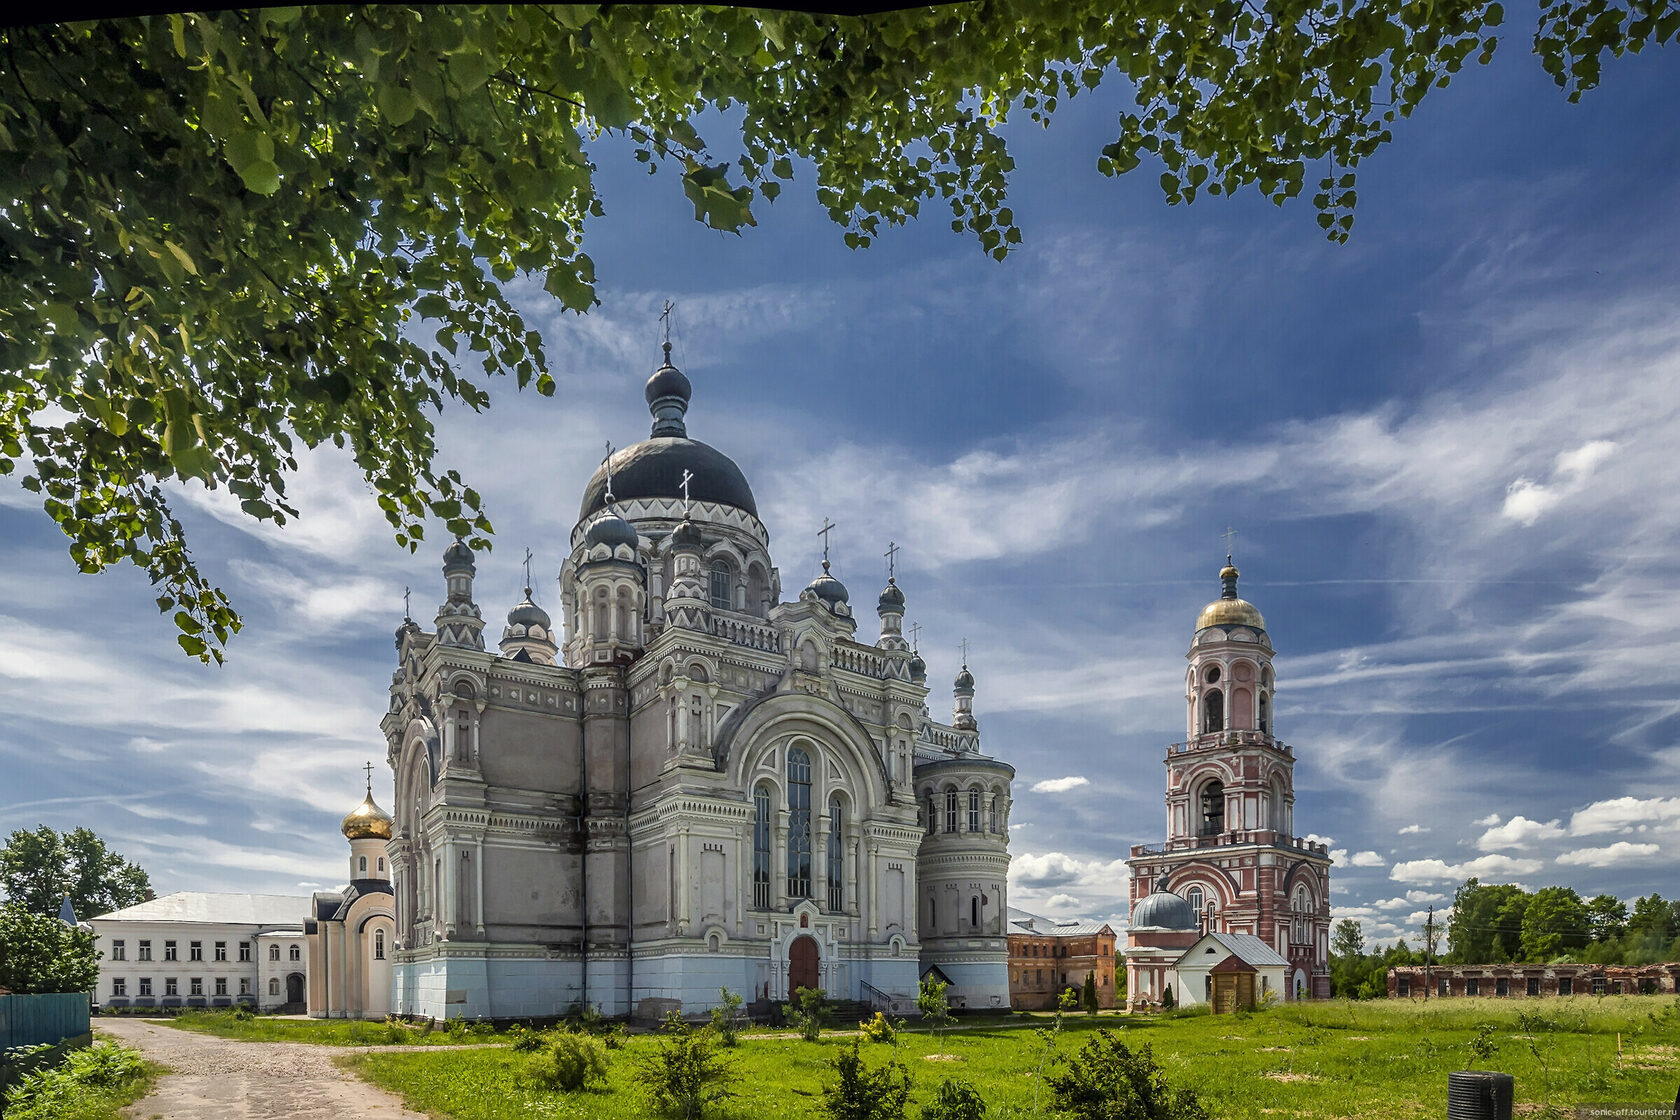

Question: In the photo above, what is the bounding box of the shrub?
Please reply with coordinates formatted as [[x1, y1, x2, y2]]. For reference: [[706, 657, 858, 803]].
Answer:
[[860, 1011, 898, 1044], [1048, 1031, 1209, 1120], [1160, 985, 1175, 1010], [525, 1031, 610, 1092], [920, 1077, 986, 1120], [785, 986, 829, 1042], [1468, 1022, 1499, 1061], [635, 1019, 737, 1120], [822, 1037, 913, 1120], [3, 1040, 147, 1120], [710, 987, 745, 1047], [1082, 973, 1099, 1015], [917, 978, 953, 1056]]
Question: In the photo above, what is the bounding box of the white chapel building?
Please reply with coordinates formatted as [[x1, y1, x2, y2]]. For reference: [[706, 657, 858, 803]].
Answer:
[[380, 347, 1014, 1020]]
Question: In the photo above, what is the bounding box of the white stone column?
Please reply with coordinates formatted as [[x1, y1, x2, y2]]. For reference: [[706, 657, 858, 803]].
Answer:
[[474, 834, 486, 935], [677, 827, 691, 930], [813, 812, 830, 909], [441, 839, 456, 937], [775, 809, 789, 908]]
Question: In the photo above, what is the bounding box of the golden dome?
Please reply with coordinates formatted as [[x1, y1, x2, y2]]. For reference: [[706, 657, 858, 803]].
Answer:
[[1195, 597, 1266, 631], [341, 792, 393, 841]]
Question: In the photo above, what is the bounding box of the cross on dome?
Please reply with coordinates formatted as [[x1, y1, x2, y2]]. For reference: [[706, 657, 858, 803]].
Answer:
[[680, 468, 693, 510], [885, 540, 900, 583], [362, 760, 374, 795], [602, 441, 616, 504], [818, 518, 837, 573]]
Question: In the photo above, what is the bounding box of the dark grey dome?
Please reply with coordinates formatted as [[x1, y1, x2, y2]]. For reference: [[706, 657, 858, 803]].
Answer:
[[909, 653, 926, 680], [579, 438, 757, 521], [1130, 888, 1197, 931], [443, 539, 475, 572], [806, 570, 848, 606], [645, 362, 692, 409], [507, 595, 551, 630], [583, 509, 640, 552], [954, 666, 974, 691], [671, 518, 703, 550], [878, 580, 905, 612]]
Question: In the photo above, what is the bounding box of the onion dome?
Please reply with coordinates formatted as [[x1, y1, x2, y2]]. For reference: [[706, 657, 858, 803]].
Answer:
[[506, 593, 551, 632], [645, 350, 693, 424], [1130, 881, 1197, 931], [341, 790, 393, 841], [805, 564, 849, 606], [954, 665, 974, 692], [908, 652, 927, 682], [1195, 558, 1265, 631], [877, 579, 905, 614], [583, 507, 640, 553], [443, 539, 475, 573], [671, 517, 704, 551]]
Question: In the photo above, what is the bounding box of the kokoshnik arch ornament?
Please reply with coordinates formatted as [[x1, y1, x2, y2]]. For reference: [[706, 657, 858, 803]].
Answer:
[[3, 4, 1667, 660]]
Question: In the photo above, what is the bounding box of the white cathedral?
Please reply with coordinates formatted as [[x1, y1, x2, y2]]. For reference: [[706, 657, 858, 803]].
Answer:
[[380, 346, 1014, 1020]]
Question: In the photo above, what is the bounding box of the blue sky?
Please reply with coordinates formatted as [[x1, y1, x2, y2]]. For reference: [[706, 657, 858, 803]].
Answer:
[[3, 38, 1678, 943]]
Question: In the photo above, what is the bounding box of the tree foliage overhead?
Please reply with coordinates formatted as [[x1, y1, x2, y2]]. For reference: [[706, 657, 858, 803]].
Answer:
[[3, 4, 1673, 660], [0, 826, 152, 919]]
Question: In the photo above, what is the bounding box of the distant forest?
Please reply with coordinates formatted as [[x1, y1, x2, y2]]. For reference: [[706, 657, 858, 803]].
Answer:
[[1329, 878, 1680, 999]]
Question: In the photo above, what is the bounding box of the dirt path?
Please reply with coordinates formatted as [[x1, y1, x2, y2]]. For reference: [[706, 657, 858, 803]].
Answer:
[[98, 1018, 433, 1120]]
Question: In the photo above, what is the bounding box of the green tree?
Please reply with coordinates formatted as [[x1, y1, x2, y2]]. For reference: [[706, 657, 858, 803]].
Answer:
[[0, 826, 151, 919], [0, 906, 101, 994], [4, 4, 1675, 659], [1519, 886, 1588, 961], [822, 1037, 913, 1120], [1331, 918, 1365, 959], [1629, 894, 1676, 938], [1584, 894, 1628, 943], [1082, 971, 1099, 1015], [1048, 1031, 1210, 1120], [1447, 879, 1531, 963], [917, 977, 953, 1057]]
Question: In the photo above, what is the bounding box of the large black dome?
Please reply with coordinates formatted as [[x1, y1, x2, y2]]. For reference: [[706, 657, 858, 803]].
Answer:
[[579, 438, 757, 521]]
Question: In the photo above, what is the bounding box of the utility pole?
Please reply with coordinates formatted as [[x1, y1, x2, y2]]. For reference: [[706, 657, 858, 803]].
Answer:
[[1423, 905, 1438, 1001]]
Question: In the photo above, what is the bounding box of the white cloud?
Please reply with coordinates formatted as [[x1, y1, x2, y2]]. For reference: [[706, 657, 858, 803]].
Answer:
[[1398, 824, 1430, 835], [1349, 851, 1387, 867], [1474, 813, 1502, 827], [1567, 796, 1680, 836], [1555, 842, 1664, 867], [1476, 815, 1565, 851], [1501, 440, 1618, 526], [1389, 854, 1545, 884], [1030, 776, 1089, 794], [1043, 893, 1083, 911], [1406, 891, 1448, 904]]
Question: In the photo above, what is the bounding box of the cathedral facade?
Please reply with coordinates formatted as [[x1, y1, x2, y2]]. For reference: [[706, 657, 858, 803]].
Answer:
[[381, 349, 1013, 1020], [1125, 560, 1333, 1003]]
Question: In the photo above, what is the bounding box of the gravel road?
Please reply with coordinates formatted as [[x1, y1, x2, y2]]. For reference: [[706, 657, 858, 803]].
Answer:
[[97, 1017, 433, 1120]]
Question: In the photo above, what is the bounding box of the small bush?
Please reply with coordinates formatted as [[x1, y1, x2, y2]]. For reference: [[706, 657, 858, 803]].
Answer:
[[860, 1011, 898, 1044], [3, 1040, 148, 1120], [635, 1019, 737, 1120], [508, 1023, 543, 1051], [1468, 1022, 1500, 1060], [1083, 972, 1099, 1015], [785, 986, 829, 1042], [1160, 985, 1175, 1010], [525, 1031, 610, 1092], [1048, 1030, 1209, 1120], [822, 1037, 913, 1120], [710, 987, 745, 1047], [920, 1077, 986, 1120]]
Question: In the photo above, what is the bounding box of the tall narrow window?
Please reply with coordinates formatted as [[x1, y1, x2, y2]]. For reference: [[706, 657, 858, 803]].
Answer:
[[827, 796, 844, 911], [971, 896, 979, 927], [375, 929, 386, 960], [710, 562, 732, 611], [968, 790, 981, 832], [787, 749, 812, 899], [752, 784, 772, 908], [926, 795, 937, 834], [1258, 693, 1270, 735], [456, 710, 471, 761], [989, 795, 998, 833], [1204, 690, 1224, 733], [945, 790, 958, 833]]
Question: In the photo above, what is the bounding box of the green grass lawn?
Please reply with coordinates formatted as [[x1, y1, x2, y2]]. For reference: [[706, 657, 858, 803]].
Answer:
[[342, 995, 1680, 1119], [162, 1009, 504, 1046]]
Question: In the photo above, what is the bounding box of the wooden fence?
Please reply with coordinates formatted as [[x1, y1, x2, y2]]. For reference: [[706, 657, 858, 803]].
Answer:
[[0, 992, 91, 1048]]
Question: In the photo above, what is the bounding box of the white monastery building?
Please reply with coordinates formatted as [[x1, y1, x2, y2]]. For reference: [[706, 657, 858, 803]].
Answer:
[[87, 893, 311, 1012], [381, 347, 1014, 1020], [1124, 558, 1334, 1005]]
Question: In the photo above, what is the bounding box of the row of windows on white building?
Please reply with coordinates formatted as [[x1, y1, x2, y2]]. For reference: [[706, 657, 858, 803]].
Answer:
[[107, 938, 301, 963], [922, 788, 1004, 835]]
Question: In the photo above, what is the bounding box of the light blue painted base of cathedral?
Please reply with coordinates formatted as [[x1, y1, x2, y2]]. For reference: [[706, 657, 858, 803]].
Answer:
[[394, 957, 584, 1021], [927, 960, 1012, 1011]]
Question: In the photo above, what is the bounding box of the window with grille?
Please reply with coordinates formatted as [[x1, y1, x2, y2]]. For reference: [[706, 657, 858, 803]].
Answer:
[[945, 790, 958, 833], [786, 749, 812, 899], [968, 790, 980, 832], [375, 929, 386, 960], [989, 796, 998, 832], [710, 563, 732, 611], [752, 784, 772, 908], [827, 797, 844, 911]]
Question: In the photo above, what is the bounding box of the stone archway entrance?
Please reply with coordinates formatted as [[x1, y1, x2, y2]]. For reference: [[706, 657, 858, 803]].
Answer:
[[286, 972, 305, 1005], [788, 935, 819, 995]]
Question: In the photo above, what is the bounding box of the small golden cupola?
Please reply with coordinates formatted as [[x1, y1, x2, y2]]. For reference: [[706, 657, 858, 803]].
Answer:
[[1195, 557, 1266, 632], [341, 779, 394, 842]]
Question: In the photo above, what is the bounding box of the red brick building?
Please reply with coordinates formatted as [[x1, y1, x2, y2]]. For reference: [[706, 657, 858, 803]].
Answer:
[[1387, 963, 1680, 998], [1006, 909, 1118, 1009]]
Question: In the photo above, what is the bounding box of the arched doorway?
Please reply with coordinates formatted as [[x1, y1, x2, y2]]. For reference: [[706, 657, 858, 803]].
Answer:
[[788, 935, 819, 995], [286, 972, 305, 1005]]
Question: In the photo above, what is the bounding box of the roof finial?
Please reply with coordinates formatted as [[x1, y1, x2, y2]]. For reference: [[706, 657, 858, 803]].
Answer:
[[908, 620, 922, 653], [884, 540, 899, 584], [363, 760, 374, 797], [602, 441, 616, 505], [680, 467, 693, 514], [660, 300, 675, 366], [522, 547, 534, 597], [960, 636, 970, 668], [818, 517, 836, 573], [1222, 526, 1238, 567], [403, 586, 411, 622]]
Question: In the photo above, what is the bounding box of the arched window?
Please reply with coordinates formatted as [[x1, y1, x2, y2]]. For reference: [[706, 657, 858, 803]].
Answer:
[[827, 796, 844, 911], [359, 856, 368, 875], [1269, 775, 1287, 834], [1199, 779, 1226, 835], [1186, 885, 1204, 915], [988, 794, 999, 833], [377, 857, 385, 873], [268, 978, 279, 996], [1258, 693, 1270, 735], [945, 790, 958, 833], [374, 928, 386, 960], [752, 784, 772, 908], [926, 794, 937, 834], [289, 944, 300, 961], [455, 709, 471, 761], [787, 748, 812, 898], [968, 790, 981, 832], [710, 562, 732, 611], [1203, 690, 1224, 733], [269, 944, 280, 961]]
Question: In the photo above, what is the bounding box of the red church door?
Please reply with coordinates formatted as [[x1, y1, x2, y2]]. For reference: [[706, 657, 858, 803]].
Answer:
[[788, 936, 820, 995]]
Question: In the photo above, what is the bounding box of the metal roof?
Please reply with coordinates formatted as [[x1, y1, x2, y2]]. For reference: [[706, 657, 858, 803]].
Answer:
[[1177, 931, 1290, 969], [1007, 906, 1114, 938], [87, 891, 311, 927]]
